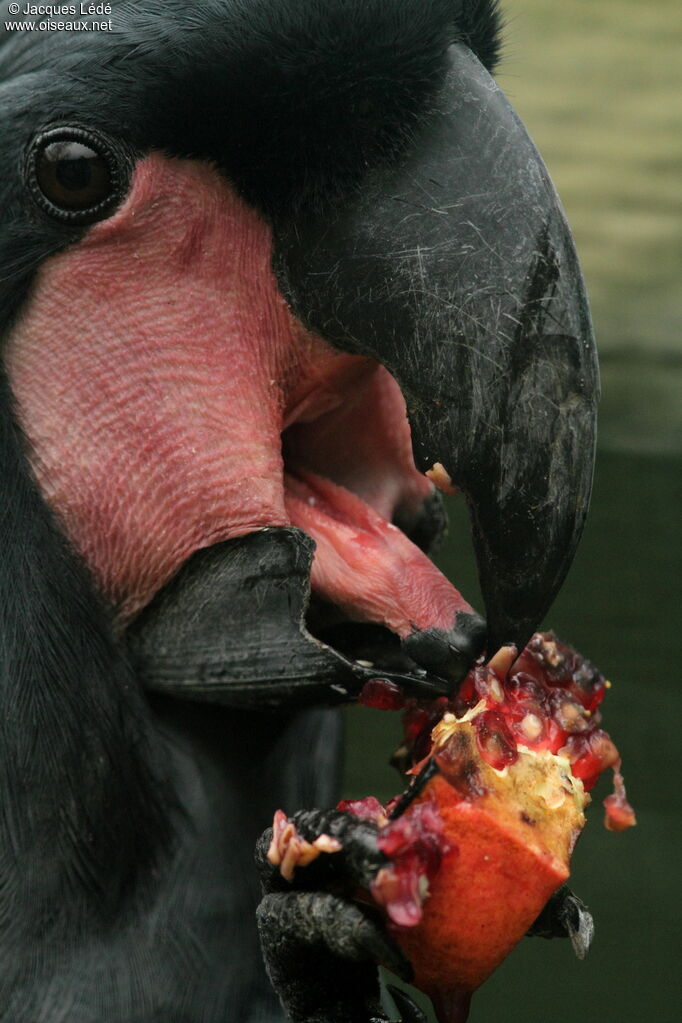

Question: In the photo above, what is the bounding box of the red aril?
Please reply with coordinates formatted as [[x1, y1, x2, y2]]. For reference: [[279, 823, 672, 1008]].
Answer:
[[351, 633, 635, 1022]]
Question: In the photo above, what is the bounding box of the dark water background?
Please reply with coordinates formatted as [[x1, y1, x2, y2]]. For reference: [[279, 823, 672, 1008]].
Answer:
[[344, 450, 680, 1022], [344, 2, 681, 1019]]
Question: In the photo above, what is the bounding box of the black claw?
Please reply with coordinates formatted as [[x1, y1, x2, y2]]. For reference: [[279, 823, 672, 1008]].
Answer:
[[565, 897, 595, 961], [387, 985, 428, 1023], [401, 611, 487, 687], [375, 938, 414, 986], [527, 885, 594, 959]]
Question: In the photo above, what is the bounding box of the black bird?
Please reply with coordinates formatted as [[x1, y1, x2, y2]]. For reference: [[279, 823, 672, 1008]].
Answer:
[[0, 1, 598, 1020]]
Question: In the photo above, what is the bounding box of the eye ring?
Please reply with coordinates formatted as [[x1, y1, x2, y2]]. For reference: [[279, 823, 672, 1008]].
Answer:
[[26, 126, 127, 226]]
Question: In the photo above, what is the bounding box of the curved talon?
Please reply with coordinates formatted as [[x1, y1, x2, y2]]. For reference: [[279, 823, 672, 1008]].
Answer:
[[386, 984, 428, 1023], [527, 884, 594, 959]]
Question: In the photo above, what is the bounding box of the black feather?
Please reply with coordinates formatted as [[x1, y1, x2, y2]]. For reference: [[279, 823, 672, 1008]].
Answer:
[[0, 2, 504, 1017], [1, 1, 504, 226]]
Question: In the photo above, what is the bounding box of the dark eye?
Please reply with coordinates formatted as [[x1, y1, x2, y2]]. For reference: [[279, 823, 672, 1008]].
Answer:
[[27, 127, 126, 225]]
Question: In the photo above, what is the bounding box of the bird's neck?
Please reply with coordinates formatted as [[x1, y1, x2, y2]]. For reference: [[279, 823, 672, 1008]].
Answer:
[[0, 377, 170, 934]]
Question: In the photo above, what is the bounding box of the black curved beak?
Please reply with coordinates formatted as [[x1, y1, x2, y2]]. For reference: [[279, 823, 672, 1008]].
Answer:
[[273, 44, 599, 654]]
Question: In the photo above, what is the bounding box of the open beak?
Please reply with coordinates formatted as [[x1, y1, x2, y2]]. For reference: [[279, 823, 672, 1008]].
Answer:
[[127, 45, 598, 707], [272, 44, 598, 656]]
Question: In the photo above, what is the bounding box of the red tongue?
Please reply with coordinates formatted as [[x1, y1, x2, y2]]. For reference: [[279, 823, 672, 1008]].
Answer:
[[284, 469, 474, 639]]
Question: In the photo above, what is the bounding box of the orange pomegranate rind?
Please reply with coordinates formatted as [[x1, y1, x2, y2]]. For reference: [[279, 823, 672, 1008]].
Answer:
[[394, 707, 589, 1002]]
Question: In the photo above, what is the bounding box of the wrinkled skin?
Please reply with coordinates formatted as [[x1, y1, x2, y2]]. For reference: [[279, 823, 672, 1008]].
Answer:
[[0, 2, 597, 1020]]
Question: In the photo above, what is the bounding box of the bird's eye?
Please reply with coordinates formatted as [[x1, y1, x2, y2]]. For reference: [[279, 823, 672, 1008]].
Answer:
[[27, 127, 126, 225]]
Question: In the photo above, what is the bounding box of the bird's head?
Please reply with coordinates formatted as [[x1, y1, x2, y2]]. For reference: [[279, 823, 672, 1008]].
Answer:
[[0, 0, 598, 708]]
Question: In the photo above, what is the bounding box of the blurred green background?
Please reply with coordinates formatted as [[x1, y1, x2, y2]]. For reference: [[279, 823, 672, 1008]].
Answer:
[[343, 2, 682, 1020]]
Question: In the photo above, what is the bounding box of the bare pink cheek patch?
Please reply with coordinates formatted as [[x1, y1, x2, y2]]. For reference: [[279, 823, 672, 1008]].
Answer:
[[5, 152, 474, 641]]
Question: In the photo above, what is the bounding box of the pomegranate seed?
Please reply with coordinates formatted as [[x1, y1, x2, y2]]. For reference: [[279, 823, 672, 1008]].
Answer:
[[474, 710, 518, 770], [359, 678, 406, 710]]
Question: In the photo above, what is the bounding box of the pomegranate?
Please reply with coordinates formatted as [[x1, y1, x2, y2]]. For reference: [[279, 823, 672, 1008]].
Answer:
[[349, 633, 635, 1021], [269, 634, 635, 1023]]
